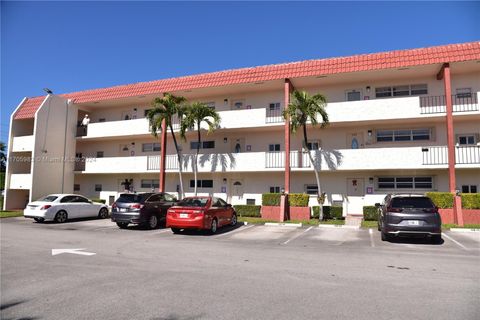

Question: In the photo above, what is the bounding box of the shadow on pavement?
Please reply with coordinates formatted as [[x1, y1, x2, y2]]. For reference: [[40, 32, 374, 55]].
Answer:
[[387, 236, 444, 246]]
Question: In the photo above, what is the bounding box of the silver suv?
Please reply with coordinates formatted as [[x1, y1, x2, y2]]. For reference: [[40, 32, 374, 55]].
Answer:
[[377, 194, 442, 243]]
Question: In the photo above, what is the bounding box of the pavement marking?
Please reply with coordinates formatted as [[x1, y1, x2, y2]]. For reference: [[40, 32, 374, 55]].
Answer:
[[442, 233, 469, 251], [369, 228, 375, 247], [149, 229, 173, 236], [52, 248, 96, 256], [213, 225, 255, 238], [282, 226, 313, 245]]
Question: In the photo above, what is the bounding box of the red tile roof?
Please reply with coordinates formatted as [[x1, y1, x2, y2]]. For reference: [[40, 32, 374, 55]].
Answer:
[[14, 41, 480, 119]]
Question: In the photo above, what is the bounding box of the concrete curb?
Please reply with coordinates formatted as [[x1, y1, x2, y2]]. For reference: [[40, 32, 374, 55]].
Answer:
[[449, 228, 480, 233], [264, 222, 302, 227], [317, 224, 360, 230]]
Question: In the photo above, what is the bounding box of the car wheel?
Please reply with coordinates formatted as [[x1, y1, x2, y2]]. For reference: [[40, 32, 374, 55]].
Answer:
[[381, 231, 389, 241], [431, 235, 442, 244], [377, 220, 381, 231], [98, 208, 109, 219], [148, 215, 160, 229], [209, 218, 218, 234], [54, 210, 68, 223], [116, 222, 128, 229], [34, 217, 44, 223], [230, 213, 237, 226], [171, 228, 181, 234]]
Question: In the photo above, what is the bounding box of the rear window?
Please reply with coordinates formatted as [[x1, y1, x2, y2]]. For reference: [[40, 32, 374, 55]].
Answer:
[[391, 197, 435, 209], [116, 193, 151, 204], [177, 198, 209, 207], [38, 196, 58, 202]]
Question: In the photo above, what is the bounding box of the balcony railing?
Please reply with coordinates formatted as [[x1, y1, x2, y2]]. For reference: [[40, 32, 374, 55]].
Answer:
[[420, 94, 479, 114], [147, 154, 178, 170], [265, 108, 284, 123], [265, 151, 311, 168], [422, 145, 480, 165]]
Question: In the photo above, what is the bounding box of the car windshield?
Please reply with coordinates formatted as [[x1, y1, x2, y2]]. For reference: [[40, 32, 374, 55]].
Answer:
[[116, 194, 151, 203], [391, 197, 435, 209], [177, 198, 209, 207], [37, 196, 58, 202]]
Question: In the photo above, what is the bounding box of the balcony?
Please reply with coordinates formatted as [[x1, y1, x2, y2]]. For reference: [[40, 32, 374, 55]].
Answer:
[[421, 145, 480, 165], [420, 93, 479, 114], [9, 174, 32, 190], [11, 135, 34, 152]]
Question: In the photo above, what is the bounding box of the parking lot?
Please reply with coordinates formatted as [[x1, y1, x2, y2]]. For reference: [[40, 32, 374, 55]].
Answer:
[[1, 217, 479, 320]]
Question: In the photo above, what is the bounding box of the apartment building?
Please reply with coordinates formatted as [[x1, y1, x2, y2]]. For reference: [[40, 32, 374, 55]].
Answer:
[[4, 41, 480, 216]]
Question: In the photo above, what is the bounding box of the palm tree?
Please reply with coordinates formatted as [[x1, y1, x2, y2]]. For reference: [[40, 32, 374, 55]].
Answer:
[[0, 142, 6, 171], [283, 90, 329, 217], [147, 93, 187, 198], [180, 102, 220, 195]]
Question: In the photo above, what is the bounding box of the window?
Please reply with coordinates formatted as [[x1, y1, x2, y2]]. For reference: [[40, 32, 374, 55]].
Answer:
[[307, 141, 320, 150], [189, 180, 213, 188], [75, 196, 90, 203], [375, 84, 428, 98], [99, 118, 106, 122], [60, 196, 77, 203], [376, 129, 431, 142], [269, 102, 281, 110], [305, 185, 318, 195], [141, 179, 160, 189], [96, 151, 104, 158], [232, 100, 244, 109], [269, 186, 281, 193], [204, 102, 216, 110], [377, 177, 433, 190], [269, 144, 280, 152], [74, 184, 80, 191], [462, 185, 478, 193], [144, 109, 152, 117], [146, 194, 162, 202], [190, 141, 215, 150], [458, 134, 476, 145], [346, 90, 361, 101], [95, 184, 102, 192], [142, 143, 161, 152], [456, 88, 472, 99], [246, 199, 256, 205]]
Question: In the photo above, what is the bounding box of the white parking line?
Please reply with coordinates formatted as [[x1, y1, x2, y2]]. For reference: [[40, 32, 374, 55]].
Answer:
[[442, 233, 469, 251], [213, 225, 255, 238], [369, 228, 375, 247], [282, 226, 313, 245], [149, 229, 173, 236]]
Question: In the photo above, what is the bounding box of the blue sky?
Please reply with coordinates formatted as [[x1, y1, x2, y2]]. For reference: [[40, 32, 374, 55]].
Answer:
[[1, 1, 479, 143]]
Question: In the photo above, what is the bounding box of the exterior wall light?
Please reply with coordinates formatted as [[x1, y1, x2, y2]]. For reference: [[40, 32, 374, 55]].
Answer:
[[368, 130, 372, 137], [366, 86, 371, 93], [281, 187, 285, 195], [224, 137, 228, 143], [224, 99, 229, 106]]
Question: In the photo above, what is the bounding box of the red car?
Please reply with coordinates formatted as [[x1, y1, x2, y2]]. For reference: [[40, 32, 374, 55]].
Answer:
[[166, 196, 237, 234]]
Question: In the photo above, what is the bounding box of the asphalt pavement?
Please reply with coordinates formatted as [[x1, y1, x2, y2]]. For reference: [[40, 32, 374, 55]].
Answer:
[[1, 217, 479, 320]]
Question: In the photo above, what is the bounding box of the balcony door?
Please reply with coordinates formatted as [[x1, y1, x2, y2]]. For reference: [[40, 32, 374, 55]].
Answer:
[[228, 179, 244, 204], [347, 132, 364, 149]]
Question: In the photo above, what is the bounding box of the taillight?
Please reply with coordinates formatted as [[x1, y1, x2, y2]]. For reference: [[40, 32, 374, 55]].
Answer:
[[112, 202, 117, 209], [40, 205, 51, 210], [193, 210, 204, 216], [387, 207, 403, 213], [131, 204, 144, 209]]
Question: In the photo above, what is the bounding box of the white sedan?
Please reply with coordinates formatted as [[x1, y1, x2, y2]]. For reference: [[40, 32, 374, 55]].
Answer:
[[24, 194, 109, 223]]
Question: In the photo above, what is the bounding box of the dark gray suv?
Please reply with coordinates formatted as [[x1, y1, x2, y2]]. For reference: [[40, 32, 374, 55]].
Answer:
[[377, 194, 442, 243]]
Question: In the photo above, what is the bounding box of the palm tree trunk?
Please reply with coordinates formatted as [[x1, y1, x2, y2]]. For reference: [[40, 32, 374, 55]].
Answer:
[[170, 124, 184, 199], [303, 124, 323, 219], [194, 122, 201, 196]]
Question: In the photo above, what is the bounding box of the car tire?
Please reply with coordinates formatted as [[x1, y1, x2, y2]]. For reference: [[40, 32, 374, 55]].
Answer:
[[431, 235, 442, 244], [148, 215, 160, 229], [381, 231, 389, 241], [98, 208, 109, 219], [34, 217, 44, 223], [377, 220, 381, 231], [230, 213, 237, 226], [54, 210, 68, 223], [209, 218, 218, 234], [171, 228, 181, 234], [116, 222, 128, 229]]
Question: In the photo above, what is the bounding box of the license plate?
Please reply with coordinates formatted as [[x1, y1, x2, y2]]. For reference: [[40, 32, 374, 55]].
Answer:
[[179, 213, 188, 218], [119, 208, 127, 212], [408, 220, 420, 226]]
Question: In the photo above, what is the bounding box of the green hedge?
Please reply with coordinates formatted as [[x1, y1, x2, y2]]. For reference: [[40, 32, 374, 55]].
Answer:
[[426, 192, 454, 209], [262, 193, 281, 206], [233, 205, 261, 217], [363, 206, 379, 221], [312, 206, 343, 220], [91, 198, 106, 204], [288, 193, 309, 207], [462, 193, 480, 209]]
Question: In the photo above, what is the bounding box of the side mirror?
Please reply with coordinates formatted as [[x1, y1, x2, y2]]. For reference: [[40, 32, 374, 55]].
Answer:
[[374, 203, 381, 207], [226, 204, 232, 208]]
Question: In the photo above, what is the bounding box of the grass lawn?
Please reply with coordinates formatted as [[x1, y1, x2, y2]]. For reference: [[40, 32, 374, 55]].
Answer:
[[318, 219, 345, 225], [0, 210, 23, 219], [442, 223, 480, 229], [238, 217, 277, 224], [361, 220, 378, 228], [288, 219, 319, 226]]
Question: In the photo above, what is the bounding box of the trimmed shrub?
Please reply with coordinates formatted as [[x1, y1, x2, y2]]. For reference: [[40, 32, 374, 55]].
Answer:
[[91, 198, 106, 204], [462, 193, 480, 209], [288, 193, 309, 207], [262, 193, 281, 206], [313, 206, 343, 220], [233, 205, 261, 217], [426, 192, 454, 209], [363, 206, 379, 221]]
